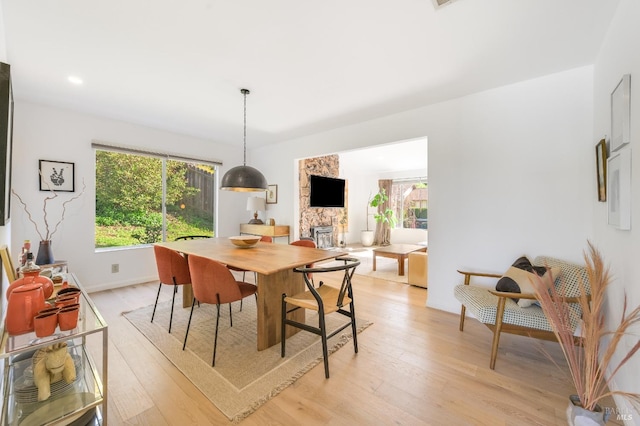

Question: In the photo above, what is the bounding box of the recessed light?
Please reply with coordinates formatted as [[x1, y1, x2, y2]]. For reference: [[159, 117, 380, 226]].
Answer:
[[68, 75, 83, 85]]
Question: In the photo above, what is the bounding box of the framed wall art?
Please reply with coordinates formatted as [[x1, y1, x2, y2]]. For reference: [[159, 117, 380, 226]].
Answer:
[[595, 138, 607, 202], [0, 62, 13, 226], [611, 74, 631, 152], [39, 160, 75, 192], [607, 147, 631, 230], [266, 184, 278, 204]]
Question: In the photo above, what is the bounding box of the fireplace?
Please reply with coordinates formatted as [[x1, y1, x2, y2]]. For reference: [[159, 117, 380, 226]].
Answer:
[[311, 225, 334, 249]]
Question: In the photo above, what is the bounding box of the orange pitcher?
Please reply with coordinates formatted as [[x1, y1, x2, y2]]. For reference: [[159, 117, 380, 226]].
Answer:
[[6, 274, 54, 300], [6, 283, 46, 335]]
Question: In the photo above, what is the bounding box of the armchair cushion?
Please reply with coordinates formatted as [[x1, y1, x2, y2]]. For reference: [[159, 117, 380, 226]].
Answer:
[[495, 256, 559, 307], [454, 284, 555, 330]]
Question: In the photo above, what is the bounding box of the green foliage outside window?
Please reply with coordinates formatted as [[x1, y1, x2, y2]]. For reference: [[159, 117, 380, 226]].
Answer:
[[95, 151, 213, 247]]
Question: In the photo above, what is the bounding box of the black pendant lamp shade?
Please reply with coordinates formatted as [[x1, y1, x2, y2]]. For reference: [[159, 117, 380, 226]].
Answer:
[[220, 164, 268, 192], [220, 89, 268, 192]]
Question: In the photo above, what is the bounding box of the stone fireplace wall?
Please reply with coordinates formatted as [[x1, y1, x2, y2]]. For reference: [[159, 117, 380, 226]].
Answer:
[[299, 155, 344, 245]]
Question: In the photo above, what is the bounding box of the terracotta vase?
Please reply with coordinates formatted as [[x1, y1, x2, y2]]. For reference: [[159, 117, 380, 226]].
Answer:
[[35, 240, 54, 266], [566, 395, 609, 426], [34, 311, 58, 337], [58, 303, 80, 331]]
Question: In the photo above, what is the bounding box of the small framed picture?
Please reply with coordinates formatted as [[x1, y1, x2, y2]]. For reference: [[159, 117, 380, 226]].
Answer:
[[266, 184, 278, 204], [39, 160, 75, 192], [595, 139, 607, 202], [611, 74, 631, 152], [607, 148, 631, 230]]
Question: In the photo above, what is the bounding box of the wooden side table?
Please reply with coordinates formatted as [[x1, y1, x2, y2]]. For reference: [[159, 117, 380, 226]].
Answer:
[[240, 223, 290, 243], [373, 244, 427, 276]]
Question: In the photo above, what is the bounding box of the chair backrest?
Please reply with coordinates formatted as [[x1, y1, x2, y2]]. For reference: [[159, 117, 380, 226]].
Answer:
[[153, 245, 192, 285], [260, 236, 273, 243], [175, 235, 212, 241], [533, 256, 590, 298], [187, 254, 244, 305], [294, 257, 360, 306], [534, 256, 590, 329], [0, 245, 17, 283], [291, 239, 316, 248]]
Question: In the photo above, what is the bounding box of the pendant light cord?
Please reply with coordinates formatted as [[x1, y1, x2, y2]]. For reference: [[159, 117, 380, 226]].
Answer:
[[241, 88, 250, 166]]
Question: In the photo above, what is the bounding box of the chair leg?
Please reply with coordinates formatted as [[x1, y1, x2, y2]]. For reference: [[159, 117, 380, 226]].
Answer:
[[169, 284, 177, 333], [151, 283, 162, 323], [319, 311, 330, 379], [490, 297, 507, 370], [349, 302, 358, 354], [212, 299, 221, 367], [459, 305, 467, 331], [182, 297, 197, 350], [229, 303, 233, 327], [281, 294, 287, 357]]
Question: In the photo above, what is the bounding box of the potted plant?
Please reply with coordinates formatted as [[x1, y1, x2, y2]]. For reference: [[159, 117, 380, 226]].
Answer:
[[361, 192, 375, 246], [531, 242, 640, 425], [363, 188, 397, 246]]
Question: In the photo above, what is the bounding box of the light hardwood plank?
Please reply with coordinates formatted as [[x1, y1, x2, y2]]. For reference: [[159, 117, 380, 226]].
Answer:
[[88, 272, 621, 425]]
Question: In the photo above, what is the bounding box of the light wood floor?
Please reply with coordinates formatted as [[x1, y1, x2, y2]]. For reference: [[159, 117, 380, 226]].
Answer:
[[87, 274, 620, 425]]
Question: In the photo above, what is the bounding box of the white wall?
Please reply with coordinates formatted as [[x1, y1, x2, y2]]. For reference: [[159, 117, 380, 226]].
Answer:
[[10, 101, 246, 292], [593, 0, 640, 419], [253, 65, 594, 313]]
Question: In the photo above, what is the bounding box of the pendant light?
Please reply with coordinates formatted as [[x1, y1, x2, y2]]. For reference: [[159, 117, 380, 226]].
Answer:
[[220, 88, 268, 192]]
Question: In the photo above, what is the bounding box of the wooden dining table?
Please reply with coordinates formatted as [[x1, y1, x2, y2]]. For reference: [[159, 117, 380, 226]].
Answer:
[[154, 238, 345, 350]]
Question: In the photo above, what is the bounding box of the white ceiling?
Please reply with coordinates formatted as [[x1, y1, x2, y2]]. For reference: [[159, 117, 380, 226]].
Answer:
[[1, 0, 618, 148]]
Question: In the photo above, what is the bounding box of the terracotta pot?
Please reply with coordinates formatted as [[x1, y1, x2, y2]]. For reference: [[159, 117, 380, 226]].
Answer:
[[6, 283, 47, 335], [38, 305, 60, 316], [55, 294, 79, 308], [58, 304, 80, 331], [6, 275, 54, 300], [56, 286, 81, 298], [34, 311, 58, 337]]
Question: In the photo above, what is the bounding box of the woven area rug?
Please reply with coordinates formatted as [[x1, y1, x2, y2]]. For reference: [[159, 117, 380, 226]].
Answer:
[[124, 296, 371, 422]]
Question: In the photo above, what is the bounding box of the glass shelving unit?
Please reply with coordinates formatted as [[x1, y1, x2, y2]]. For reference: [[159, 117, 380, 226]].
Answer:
[[0, 274, 108, 425]]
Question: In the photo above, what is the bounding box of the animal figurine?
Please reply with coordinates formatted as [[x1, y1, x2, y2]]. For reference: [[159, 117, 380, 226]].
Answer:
[[32, 342, 76, 401]]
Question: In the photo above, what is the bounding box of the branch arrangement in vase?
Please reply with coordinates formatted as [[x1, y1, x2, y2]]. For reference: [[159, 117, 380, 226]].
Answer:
[[12, 179, 86, 241]]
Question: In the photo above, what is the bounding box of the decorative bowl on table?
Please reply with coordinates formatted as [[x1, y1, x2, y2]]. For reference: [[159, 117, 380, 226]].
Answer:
[[229, 236, 261, 248]]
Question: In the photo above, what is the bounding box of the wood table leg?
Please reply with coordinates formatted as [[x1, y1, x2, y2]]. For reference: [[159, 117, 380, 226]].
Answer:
[[398, 255, 405, 276], [373, 252, 377, 271], [256, 269, 305, 350], [182, 284, 193, 308]]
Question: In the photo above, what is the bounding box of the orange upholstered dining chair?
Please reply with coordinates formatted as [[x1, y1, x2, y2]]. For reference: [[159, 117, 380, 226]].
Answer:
[[290, 239, 316, 248], [183, 254, 258, 366], [152, 245, 192, 333], [290, 239, 317, 283]]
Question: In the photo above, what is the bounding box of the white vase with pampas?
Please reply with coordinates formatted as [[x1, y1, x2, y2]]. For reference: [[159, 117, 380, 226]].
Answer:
[[531, 242, 640, 426]]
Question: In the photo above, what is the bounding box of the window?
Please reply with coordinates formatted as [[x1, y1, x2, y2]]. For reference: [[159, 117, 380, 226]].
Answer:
[[389, 179, 428, 229], [95, 149, 216, 248]]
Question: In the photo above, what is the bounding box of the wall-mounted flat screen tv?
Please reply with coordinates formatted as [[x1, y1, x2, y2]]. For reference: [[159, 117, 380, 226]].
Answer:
[[309, 175, 345, 208]]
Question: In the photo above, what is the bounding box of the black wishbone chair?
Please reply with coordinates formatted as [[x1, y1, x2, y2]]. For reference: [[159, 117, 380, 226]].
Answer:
[[281, 256, 360, 378]]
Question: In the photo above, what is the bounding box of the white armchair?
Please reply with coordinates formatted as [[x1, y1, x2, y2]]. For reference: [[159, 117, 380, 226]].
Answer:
[[454, 256, 590, 369]]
